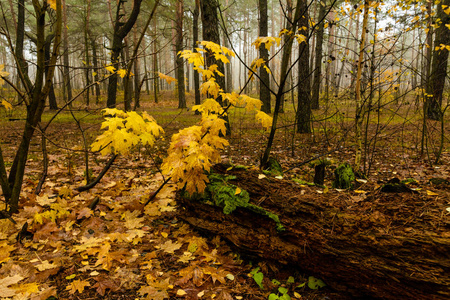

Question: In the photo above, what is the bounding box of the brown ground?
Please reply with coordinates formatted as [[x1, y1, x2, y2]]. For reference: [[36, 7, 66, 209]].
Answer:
[[0, 93, 449, 299]]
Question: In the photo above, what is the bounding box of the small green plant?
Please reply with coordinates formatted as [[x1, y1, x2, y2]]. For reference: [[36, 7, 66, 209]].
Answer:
[[297, 276, 326, 290], [250, 267, 264, 289], [199, 173, 285, 231], [268, 287, 291, 300]]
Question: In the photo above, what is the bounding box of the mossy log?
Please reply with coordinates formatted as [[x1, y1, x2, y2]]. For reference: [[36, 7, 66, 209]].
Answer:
[[177, 165, 450, 300]]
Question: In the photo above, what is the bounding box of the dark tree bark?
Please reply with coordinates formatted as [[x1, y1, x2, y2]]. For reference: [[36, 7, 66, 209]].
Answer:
[[62, 0, 73, 105], [311, 1, 326, 110], [427, 0, 450, 120], [44, 35, 58, 110], [200, 0, 225, 98], [259, 0, 271, 113], [2, 0, 62, 213], [193, 0, 201, 107], [176, 0, 186, 108], [200, 0, 230, 134], [107, 0, 143, 108], [296, 0, 311, 133], [178, 165, 450, 300], [84, 0, 91, 106], [15, 0, 32, 93], [90, 36, 101, 104]]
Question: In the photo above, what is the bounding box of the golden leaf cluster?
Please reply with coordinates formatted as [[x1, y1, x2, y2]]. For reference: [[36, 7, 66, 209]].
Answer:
[[91, 108, 163, 156]]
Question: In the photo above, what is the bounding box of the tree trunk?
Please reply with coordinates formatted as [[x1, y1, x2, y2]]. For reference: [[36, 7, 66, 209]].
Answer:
[[62, 0, 72, 106], [296, 0, 311, 133], [193, 0, 201, 107], [178, 165, 450, 300], [427, 0, 450, 120], [311, 1, 326, 110], [90, 35, 101, 104], [354, 0, 369, 171], [3, 0, 62, 213], [259, 0, 271, 113], [200, 0, 225, 98], [84, 0, 91, 107], [176, 0, 186, 109], [107, 0, 143, 108]]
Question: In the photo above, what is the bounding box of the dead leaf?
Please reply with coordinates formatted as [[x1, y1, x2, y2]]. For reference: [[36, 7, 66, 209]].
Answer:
[[0, 275, 24, 297], [36, 260, 58, 271], [77, 207, 93, 220], [158, 240, 182, 254], [93, 275, 119, 296], [66, 279, 90, 294]]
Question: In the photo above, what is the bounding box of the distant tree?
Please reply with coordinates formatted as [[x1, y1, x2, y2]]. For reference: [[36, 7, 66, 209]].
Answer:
[[296, 0, 311, 133], [427, 0, 450, 120], [311, 0, 327, 110], [106, 0, 143, 108], [176, 0, 186, 108], [259, 0, 271, 113]]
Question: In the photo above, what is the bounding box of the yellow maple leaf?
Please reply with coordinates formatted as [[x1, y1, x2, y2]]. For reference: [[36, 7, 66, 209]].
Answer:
[[192, 98, 223, 115], [179, 50, 204, 67], [200, 78, 221, 98], [255, 111, 273, 130], [47, 0, 57, 10], [117, 69, 133, 78], [105, 65, 116, 73], [66, 279, 90, 294], [0, 241, 15, 264], [158, 72, 177, 84], [1, 100, 13, 111], [0, 64, 9, 85]]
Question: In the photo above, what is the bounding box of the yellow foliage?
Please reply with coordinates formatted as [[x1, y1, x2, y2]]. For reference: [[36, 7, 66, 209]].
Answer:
[[0, 64, 9, 85], [91, 109, 163, 156], [1, 100, 12, 111], [105, 65, 116, 73], [178, 50, 204, 68], [117, 69, 133, 78], [252, 36, 281, 50], [255, 111, 273, 130], [192, 98, 224, 116], [200, 78, 222, 98], [158, 72, 177, 84]]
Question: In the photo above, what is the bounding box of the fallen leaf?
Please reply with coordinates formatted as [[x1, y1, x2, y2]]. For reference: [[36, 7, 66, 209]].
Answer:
[[426, 190, 438, 196], [159, 240, 182, 254], [177, 289, 187, 296], [258, 174, 266, 179], [0, 275, 24, 297], [66, 279, 90, 294], [36, 260, 58, 271]]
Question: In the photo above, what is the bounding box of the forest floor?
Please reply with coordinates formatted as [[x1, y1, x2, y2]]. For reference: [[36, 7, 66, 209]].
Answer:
[[0, 92, 449, 299]]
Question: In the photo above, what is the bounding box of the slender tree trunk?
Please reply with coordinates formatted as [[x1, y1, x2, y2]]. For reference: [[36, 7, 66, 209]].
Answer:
[[84, 0, 91, 107], [193, 0, 201, 106], [261, 0, 303, 168], [259, 0, 271, 113], [107, 0, 143, 108], [153, 17, 159, 103], [296, 0, 311, 133], [62, 0, 72, 105], [6, 0, 62, 213], [427, 0, 450, 120], [311, 0, 326, 110], [90, 35, 101, 104], [176, 0, 186, 108], [354, 0, 369, 171]]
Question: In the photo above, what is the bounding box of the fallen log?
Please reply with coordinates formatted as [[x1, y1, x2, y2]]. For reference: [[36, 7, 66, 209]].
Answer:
[[177, 165, 450, 299]]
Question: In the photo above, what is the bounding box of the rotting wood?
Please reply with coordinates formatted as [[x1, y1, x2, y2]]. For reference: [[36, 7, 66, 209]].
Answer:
[[177, 164, 450, 300]]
